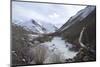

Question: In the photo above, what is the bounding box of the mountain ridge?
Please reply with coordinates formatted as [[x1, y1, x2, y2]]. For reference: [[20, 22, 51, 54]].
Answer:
[[12, 19, 58, 33]]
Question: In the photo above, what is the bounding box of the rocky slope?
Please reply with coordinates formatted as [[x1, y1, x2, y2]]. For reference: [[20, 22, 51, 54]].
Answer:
[[56, 6, 96, 61]]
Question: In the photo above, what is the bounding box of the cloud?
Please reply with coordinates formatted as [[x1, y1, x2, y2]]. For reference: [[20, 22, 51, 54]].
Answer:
[[49, 13, 60, 19], [12, 1, 86, 28]]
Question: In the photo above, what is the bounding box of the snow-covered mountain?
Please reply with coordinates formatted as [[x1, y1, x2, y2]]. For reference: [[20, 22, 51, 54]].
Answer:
[[37, 20, 58, 33], [12, 19, 58, 33]]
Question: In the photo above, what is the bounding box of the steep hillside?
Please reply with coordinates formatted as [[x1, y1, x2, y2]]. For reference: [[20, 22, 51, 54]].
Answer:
[[56, 6, 96, 61]]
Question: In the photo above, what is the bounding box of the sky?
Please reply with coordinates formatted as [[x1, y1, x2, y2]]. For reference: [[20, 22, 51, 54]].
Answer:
[[12, 1, 86, 28]]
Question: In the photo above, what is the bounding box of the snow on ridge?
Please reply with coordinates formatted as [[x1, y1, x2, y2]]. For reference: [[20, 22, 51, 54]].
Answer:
[[12, 19, 58, 33]]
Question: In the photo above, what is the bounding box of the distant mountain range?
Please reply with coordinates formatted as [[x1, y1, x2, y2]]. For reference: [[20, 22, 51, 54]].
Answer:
[[12, 19, 58, 33]]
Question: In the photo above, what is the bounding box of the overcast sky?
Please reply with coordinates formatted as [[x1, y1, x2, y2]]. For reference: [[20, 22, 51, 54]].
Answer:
[[12, 1, 86, 28]]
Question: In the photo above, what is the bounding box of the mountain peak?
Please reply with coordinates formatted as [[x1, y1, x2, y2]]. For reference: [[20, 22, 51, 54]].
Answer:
[[13, 19, 58, 33]]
